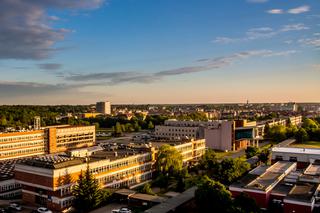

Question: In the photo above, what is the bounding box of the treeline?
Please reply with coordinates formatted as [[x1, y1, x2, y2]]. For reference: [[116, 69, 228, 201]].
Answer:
[[264, 118, 320, 142], [0, 105, 90, 130]]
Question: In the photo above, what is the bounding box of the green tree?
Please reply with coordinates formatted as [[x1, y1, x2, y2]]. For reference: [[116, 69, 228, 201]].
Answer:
[[147, 121, 154, 129], [215, 158, 250, 184], [155, 144, 183, 176], [138, 183, 155, 195], [113, 122, 123, 137], [302, 118, 319, 130], [269, 125, 287, 142], [258, 149, 270, 165], [63, 170, 73, 185], [233, 193, 261, 213], [73, 167, 103, 212], [195, 176, 233, 213], [295, 128, 309, 143], [0, 117, 7, 127], [245, 146, 259, 159]]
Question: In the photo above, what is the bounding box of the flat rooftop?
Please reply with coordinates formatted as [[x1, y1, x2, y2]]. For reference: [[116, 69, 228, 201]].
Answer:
[[20, 145, 152, 169], [145, 186, 196, 213], [271, 181, 294, 196], [245, 161, 296, 191], [0, 158, 28, 181], [272, 147, 320, 155], [286, 183, 319, 202]]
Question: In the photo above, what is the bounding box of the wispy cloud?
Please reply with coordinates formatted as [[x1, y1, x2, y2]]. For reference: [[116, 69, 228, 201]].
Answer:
[[37, 63, 62, 70], [267, 9, 284, 14], [267, 5, 310, 15], [298, 38, 320, 49], [288, 5, 310, 14], [280, 23, 309, 32], [213, 24, 308, 44], [66, 49, 297, 85], [0, 81, 107, 104], [0, 0, 105, 60]]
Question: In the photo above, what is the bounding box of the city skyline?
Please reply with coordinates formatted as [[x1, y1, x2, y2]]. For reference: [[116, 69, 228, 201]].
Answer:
[[0, 0, 319, 104]]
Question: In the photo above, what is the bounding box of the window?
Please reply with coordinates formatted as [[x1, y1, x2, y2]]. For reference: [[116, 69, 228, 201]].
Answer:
[[275, 156, 283, 161], [289, 156, 297, 162]]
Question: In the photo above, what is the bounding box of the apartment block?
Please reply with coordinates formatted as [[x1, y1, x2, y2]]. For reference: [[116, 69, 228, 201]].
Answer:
[[0, 125, 96, 160], [154, 120, 237, 151], [0, 131, 46, 160], [96, 101, 111, 115]]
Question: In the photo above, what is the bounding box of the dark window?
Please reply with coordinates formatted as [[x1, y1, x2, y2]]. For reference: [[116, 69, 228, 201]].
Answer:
[[289, 156, 297, 162]]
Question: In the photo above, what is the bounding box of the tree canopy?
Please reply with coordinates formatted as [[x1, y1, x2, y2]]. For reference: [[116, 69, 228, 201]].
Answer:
[[195, 176, 233, 213], [155, 144, 183, 176]]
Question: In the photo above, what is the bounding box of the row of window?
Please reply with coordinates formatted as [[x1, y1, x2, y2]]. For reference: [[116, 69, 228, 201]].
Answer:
[[167, 129, 196, 132], [0, 140, 44, 150], [90, 155, 152, 175], [57, 140, 94, 148], [156, 133, 196, 137], [275, 155, 298, 162], [0, 134, 43, 143], [107, 172, 153, 189], [97, 163, 153, 185], [0, 183, 21, 192], [0, 147, 45, 157]]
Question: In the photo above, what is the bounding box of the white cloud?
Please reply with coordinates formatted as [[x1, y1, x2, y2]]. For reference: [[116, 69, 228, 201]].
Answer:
[[267, 9, 284, 14], [212, 37, 238, 44], [299, 38, 320, 48], [214, 24, 309, 44], [280, 23, 309, 32], [288, 5, 310, 14], [267, 5, 311, 15]]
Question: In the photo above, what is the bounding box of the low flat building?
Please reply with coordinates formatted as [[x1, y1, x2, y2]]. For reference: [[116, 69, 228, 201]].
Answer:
[[230, 161, 297, 208], [231, 147, 320, 213], [271, 147, 320, 169]]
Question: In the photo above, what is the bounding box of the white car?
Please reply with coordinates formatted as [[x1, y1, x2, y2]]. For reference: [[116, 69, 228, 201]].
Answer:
[[37, 207, 53, 213], [9, 203, 22, 211], [112, 207, 132, 213]]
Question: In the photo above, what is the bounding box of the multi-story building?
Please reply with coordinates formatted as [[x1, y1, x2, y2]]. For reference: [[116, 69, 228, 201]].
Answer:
[[151, 139, 206, 163], [96, 101, 111, 115], [154, 120, 239, 151], [0, 131, 46, 160], [0, 125, 95, 160], [14, 139, 205, 211]]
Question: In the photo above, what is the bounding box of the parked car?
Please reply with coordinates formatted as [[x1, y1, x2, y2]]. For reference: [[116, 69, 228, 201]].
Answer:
[[9, 203, 22, 211], [36, 207, 52, 213], [111, 207, 132, 213]]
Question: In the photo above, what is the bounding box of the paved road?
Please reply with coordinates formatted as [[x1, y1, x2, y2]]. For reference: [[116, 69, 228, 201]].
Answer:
[[274, 139, 296, 147]]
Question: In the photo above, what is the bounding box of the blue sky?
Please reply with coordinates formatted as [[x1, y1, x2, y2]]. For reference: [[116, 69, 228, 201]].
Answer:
[[0, 0, 319, 104]]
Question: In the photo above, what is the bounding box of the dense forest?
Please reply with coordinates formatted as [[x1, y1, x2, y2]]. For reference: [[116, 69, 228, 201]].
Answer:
[[0, 105, 91, 129]]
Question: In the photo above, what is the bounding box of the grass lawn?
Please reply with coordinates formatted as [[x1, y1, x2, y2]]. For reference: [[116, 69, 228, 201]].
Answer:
[[290, 141, 320, 148], [214, 150, 235, 159]]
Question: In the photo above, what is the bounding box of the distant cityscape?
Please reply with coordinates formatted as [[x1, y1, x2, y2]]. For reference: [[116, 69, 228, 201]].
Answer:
[[0, 101, 319, 212]]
